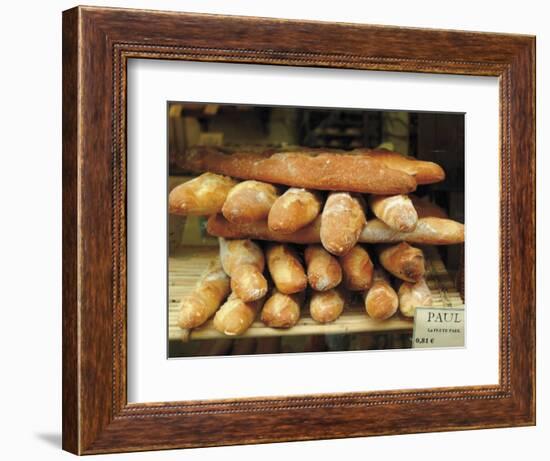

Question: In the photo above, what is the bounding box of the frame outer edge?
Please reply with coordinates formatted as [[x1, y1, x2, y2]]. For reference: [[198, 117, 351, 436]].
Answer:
[[62, 6, 81, 455]]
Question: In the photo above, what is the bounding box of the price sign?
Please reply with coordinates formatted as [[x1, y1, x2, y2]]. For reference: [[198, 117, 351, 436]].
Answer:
[[412, 306, 465, 349]]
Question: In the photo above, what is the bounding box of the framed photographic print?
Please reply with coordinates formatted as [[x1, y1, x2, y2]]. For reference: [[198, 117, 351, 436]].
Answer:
[[62, 5, 535, 455]]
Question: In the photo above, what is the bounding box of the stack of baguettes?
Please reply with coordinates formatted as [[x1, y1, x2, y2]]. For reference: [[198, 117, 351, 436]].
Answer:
[[169, 146, 464, 337]]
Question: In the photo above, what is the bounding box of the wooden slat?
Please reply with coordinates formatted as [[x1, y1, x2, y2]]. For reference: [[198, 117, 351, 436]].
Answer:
[[168, 245, 463, 341]]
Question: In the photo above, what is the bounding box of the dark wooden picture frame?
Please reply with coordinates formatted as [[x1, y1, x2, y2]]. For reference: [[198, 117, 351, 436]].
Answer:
[[62, 5, 535, 455]]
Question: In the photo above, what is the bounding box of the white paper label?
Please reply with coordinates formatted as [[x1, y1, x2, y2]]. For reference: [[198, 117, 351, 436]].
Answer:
[[412, 306, 465, 349]]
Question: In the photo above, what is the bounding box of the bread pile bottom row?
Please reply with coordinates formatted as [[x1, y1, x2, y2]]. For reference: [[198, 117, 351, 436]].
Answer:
[[169, 146, 465, 337]]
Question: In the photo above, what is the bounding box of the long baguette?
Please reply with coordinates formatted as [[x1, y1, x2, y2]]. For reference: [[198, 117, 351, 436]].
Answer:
[[207, 214, 464, 245], [266, 244, 308, 294], [368, 194, 418, 232], [177, 260, 230, 329], [213, 293, 264, 336], [363, 268, 399, 320], [304, 244, 342, 291], [398, 278, 433, 317], [356, 149, 446, 185], [339, 245, 374, 291], [222, 180, 279, 224], [260, 289, 304, 328], [184, 146, 417, 194], [309, 289, 346, 324], [268, 188, 323, 234]]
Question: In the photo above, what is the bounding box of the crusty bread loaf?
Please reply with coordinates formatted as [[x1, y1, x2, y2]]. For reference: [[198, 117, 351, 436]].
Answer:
[[260, 289, 304, 328], [339, 245, 374, 291], [221, 180, 279, 224], [207, 214, 464, 245], [356, 149, 446, 185], [363, 268, 399, 320], [309, 289, 345, 324], [304, 244, 342, 291], [213, 293, 264, 336], [368, 194, 418, 232], [184, 146, 417, 194], [219, 238, 267, 302], [268, 188, 323, 234], [320, 192, 366, 256], [177, 260, 230, 329], [168, 172, 237, 216], [377, 242, 425, 282], [266, 244, 308, 294], [398, 278, 433, 317]]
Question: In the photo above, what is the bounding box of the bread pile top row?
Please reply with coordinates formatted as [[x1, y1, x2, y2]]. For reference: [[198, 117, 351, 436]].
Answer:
[[169, 146, 464, 253]]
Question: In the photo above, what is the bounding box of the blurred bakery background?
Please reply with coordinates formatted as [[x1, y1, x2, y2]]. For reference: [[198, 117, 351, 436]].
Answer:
[[167, 102, 464, 358]]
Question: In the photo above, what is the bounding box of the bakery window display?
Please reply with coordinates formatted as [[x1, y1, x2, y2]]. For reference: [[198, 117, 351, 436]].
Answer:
[[167, 103, 464, 358]]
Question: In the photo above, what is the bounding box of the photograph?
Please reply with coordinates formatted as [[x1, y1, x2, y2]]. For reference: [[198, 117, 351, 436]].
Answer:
[[167, 102, 465, 358]]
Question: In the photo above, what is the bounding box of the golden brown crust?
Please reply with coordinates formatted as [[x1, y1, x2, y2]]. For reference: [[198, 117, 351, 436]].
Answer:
[[168, 172, 237, 216], [260, 290, 304, 328], [268, 188, 323, 234], [398, 278, 433, 317], [266, 244, 308, 294], [207, 215, 464, 245], [304, 244, 342, 291], [309, 289, 345, 324], [184, 146, 417, 194], [177, 260, 230, 329], [363, 269, 399, 320], [221, 180, 279, 224], [377, 242, 425, 282], [339, 245, 374, 291], [320, 192, 366, 256], [368, 194, 418, 232], [356, 149, 446, 185], [219, 238, 267, 302], [213, 293, 264, 336]]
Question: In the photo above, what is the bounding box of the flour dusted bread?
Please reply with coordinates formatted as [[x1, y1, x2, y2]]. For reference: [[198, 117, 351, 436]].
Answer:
[[261, 289, 304, 328], [219, 238, 267, 302], [213, 293, 264, 336], [168, 172, 237, 216], [359, 217, 464, 245], [184, 146, 417, 194], [363, 268, 399, 320], [320, 192, 366, 256], [339, 245, 374, 291], [377, 242, 425, 282], [268, 188, 323, 234], [309, 289, 345, 324], [222, 180, 279, 224], [304, 244, 342, 291], [207, 214, 464, 245], [266, 244, 308, 294], [177, 260, 230, 329], [368, 194, 418, 232], [398, 278, 433, 317]]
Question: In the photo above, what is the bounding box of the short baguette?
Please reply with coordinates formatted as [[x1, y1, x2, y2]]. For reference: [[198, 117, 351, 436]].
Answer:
[[398, 278, 433, 317], [268, 188, 323, 234], [184, 146, 417, 194], [219, 238, 268, 302], [377, 242, 425, 282], [213, 293, 264, 336], [363, 268, 399, 320], [207, 214, 464, 245], [260, 289, 304, 328], [320, 192, 366, 256], [368, 194, 418, 232], [168, 172, 237, 216], [266, 244, 308, 294], [304, 244, 342, 291], [339, 245, 374, 291], [222, 180, 279, 224], [309, 289, 345, 324], [177, 261, 230, 329]]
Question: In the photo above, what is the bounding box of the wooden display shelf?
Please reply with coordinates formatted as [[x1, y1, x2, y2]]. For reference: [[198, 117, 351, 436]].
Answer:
[[168, 245, 463, 342]]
